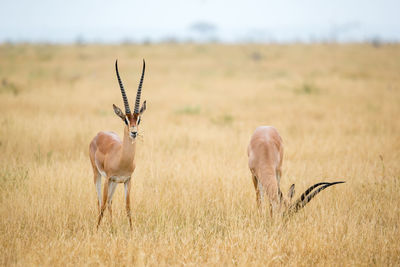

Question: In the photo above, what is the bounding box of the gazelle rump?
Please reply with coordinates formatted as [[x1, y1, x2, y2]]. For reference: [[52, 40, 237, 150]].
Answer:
[[247, 126, 344, 218], [89, 60, 147, 230]]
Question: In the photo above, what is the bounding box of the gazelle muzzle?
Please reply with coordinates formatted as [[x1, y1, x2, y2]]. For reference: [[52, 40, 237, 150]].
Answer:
[[129, 127, 138, 139]]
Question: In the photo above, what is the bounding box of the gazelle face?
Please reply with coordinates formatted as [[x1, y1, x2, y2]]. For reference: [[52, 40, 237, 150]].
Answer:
[[113, 102, 146, 141], [127, 114, 142, 140]]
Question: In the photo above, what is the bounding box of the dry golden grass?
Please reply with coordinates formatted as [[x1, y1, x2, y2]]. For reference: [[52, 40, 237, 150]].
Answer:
[[0, 43, 399, 266]]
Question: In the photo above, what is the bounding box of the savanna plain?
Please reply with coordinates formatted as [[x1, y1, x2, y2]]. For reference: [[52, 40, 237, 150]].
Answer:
[[0, 43, 399, 266]]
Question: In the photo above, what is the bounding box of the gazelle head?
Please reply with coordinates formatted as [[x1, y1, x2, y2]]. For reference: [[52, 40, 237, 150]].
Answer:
[[279, 184, 296, 210], [113, 60, 147, 141], [282, 181, 345, 217]]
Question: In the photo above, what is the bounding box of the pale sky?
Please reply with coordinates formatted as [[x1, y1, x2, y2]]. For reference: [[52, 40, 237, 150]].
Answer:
[[1, 0, 399, 43]]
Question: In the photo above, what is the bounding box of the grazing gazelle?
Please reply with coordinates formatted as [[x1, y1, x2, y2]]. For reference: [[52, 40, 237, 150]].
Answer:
[[89, 60, 147, 230], [247, 126, 344, 218]]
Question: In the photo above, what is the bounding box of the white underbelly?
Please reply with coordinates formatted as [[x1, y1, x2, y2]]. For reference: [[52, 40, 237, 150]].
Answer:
[[95, 159, 131, 183], [110, 176, 131, 183]]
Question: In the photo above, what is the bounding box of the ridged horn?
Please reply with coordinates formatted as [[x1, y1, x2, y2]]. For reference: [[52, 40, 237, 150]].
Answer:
[[286, 181, 345, 216], [134, 59, 145, 114], [115, 60, 131, 115]]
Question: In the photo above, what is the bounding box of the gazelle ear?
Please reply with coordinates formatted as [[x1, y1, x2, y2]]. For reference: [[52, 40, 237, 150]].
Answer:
[[113, 104, 128, 125], [139, 100, 146, 114], [288, 184, 295, 200]]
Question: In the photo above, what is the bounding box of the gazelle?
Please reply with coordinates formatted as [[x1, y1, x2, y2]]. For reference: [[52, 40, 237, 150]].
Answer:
[[247, 126, 344, 218], [89, 60, 147, 230]]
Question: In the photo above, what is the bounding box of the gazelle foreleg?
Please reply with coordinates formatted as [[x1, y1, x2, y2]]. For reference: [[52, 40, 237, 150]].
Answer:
[[124, 178, 133, 230], [107, 181, 118, 225], [97, 178, 110, 230]]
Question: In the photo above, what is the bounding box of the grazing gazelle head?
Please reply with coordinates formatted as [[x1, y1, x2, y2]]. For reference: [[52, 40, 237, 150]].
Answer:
[[113, 60, 147, 141], [283, 181, 345, 217], [279, 184, 296, 211]]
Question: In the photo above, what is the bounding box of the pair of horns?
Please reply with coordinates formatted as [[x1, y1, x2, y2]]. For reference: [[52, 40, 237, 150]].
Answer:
[[285, 181, 345, 216], [115, 59, 145, 115]]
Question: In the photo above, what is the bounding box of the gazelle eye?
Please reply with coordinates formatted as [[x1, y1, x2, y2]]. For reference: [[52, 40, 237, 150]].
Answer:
[[137, 117, 141, 125]]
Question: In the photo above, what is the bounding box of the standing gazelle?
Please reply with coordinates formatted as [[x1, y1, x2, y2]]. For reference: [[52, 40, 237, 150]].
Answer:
[[89, 60, 147, 230], [247, 126, 344, 218]]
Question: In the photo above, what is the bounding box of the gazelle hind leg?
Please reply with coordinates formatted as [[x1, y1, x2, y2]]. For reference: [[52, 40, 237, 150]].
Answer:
[[257, 180, 264, 204], [276, 169, 282, 185], [251, 175, 262, 209], [97, 178, 109, 230], [107, 181, 118, 224], [275, 169, 284, 202], [258, 175, 280, 219], [94, 173, 102, 212]]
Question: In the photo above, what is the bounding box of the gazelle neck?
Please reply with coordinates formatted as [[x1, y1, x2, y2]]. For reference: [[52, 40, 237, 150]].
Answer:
[[120, 126, 136, 165]]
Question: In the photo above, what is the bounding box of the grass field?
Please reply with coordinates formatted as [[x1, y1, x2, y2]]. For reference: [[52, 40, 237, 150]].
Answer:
[[0, 43, 399, 266]]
